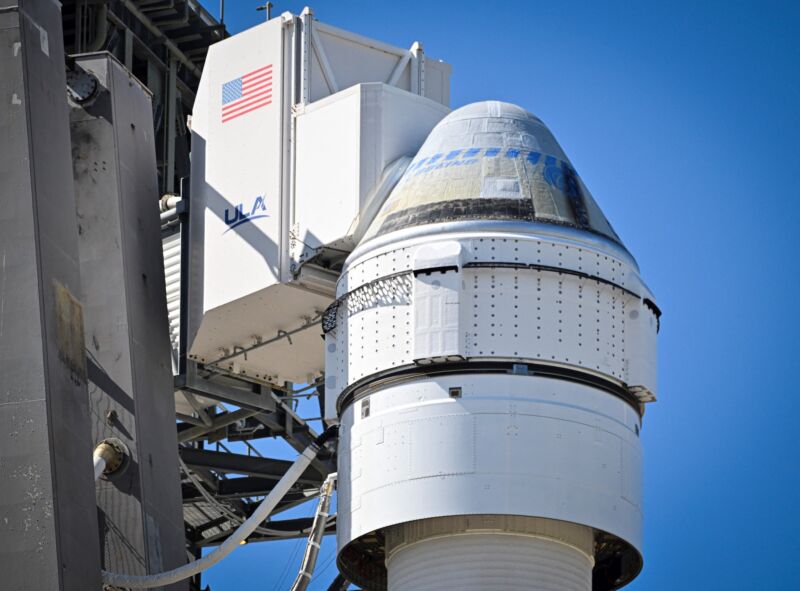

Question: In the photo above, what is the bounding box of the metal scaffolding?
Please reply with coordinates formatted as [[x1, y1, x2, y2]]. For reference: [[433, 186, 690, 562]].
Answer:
[[61, 4, 341, 588], [63, 0, 226, 194]]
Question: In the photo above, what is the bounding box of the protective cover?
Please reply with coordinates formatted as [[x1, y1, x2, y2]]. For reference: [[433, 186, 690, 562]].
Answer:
[[363, 101, 624, 247]]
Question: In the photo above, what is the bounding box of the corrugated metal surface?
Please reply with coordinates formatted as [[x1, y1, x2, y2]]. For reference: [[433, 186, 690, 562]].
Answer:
[[387, 533, 592, 591], [163, 231, 182, 366]]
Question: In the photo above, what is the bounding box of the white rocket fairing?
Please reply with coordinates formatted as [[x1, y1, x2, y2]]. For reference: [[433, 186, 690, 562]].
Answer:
[[325, 101, 659, 590]]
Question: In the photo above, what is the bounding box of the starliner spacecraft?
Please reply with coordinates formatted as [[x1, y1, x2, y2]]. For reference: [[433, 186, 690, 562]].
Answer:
[[326, 103, 660, 591], [0, 4, 658, 590]]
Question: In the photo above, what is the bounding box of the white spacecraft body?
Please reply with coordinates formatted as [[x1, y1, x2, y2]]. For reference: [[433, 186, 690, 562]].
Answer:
[[324, 102, 659, 590]]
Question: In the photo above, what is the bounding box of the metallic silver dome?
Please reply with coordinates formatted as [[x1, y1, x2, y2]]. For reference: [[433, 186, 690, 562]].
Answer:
[[363, 100, 624, 247]]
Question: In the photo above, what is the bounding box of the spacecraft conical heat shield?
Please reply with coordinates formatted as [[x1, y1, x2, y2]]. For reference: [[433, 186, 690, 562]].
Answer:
[[363, 101, 625, 249]]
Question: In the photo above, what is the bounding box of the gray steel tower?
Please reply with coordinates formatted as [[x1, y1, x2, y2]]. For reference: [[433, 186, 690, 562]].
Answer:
[[0, 1, 103, 588]]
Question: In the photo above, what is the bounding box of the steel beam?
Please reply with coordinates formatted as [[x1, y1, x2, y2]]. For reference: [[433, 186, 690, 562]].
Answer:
[[178, 448, 324, 486], [183, 483, 311, 506], [196, 518, 336, 546], [177, 408, 261, 443], [70, 53, 187, 587], [118, 0, 203, 78], [0, 2, 102, 587], [175, 361, 276, 412]]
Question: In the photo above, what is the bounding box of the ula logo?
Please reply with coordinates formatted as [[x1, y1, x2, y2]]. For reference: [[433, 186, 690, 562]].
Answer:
[[224, 195, 268, 233]]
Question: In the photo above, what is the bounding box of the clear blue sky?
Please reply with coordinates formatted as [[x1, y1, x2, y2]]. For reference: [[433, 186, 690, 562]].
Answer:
[[199, 1, 800, 589]]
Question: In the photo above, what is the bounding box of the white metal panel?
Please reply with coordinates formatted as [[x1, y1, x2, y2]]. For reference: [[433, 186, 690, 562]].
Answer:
[[294, 86, 362, 252], [324, 328, 345, 420], [311, 21, 451, 106], [187, 18, 301, 383], [346, 302, 411, 376], [187, 13, 452, 385], [329, 280, 412, 398], [625, 297, 659, 400], [339, 228, 643, 298], [465, 235, 636, 292], [188, 282, 329, 383], [311, 24, 404, 101], [462, 267, 631, 380], [413, 270, 462, 362], [337, 375, 643, 550], [326, 229, 653, 407], [411, 240, 463, 272], [293, 83, 450, 259], [199, 18, 286, 311], [622, 439, 643, 509], [422, 60, 451, 106], [412, 238, 464, 362]]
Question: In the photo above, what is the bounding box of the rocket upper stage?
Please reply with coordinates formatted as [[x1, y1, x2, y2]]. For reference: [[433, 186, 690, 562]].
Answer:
[[364, 101, 625, 250]]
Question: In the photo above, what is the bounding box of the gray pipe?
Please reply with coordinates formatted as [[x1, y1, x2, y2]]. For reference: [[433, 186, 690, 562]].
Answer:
[[289, 472, 337, 591], [86, 4, 109, 52]]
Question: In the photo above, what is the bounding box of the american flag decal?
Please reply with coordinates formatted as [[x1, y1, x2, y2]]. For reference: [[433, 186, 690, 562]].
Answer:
[[221, 64, 273, 123]]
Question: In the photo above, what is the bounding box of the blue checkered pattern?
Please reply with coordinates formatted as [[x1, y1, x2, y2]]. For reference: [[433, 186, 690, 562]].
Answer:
[[221, 78, 243, 105]]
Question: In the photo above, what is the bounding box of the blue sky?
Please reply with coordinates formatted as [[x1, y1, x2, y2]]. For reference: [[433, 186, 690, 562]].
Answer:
[[199, 1, 800, 589]]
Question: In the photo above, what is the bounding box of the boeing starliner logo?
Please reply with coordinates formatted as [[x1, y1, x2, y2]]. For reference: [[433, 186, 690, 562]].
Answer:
[[407, 147, 575, 191], [223, 195, 268, 233]]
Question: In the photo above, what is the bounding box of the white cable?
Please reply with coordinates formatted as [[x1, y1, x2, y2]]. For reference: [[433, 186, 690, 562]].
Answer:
[[92, 454, 106, 481], [178, 456, 321, 538], [93, 440, 123, 481], [101, 445, 319, 588], [289, 472, 337, 591]]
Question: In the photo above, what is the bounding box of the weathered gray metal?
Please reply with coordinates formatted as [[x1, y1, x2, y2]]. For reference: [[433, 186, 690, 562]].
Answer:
[[0, 1, 103, 588], [69, 52, 187, 589]]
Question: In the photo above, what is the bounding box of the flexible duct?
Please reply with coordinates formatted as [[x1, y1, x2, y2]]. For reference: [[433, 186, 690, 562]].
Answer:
[[101, 427, 337, 588], [92, 454, 106, 481], [86, 4, 109, 52], [92, 440, 125, 481], [289, 472, 337, 591]]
